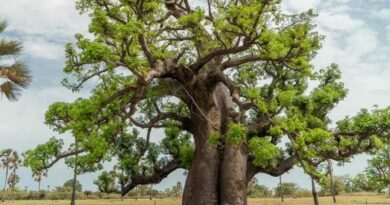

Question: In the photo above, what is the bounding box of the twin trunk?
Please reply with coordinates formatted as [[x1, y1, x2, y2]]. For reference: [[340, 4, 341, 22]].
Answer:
[[182, 84, 249, 205]]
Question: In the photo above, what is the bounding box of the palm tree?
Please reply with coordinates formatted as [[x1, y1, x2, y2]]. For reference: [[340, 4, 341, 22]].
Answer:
[[1, 149, 13, 202], [8, 151, 21, 201], [0, 20, 31, 101]]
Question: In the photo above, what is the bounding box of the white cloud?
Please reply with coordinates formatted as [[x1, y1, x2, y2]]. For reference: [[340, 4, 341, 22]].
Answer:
[[0, 0, 89, 39], [0, 87, 89, 149], [0, 0, 90, 60], [282, 0, 321, 12], [371, 8, 390, 20], [23, 38, 65, 60], [316, 12, 364, 32], [345, 28, 378, 59]]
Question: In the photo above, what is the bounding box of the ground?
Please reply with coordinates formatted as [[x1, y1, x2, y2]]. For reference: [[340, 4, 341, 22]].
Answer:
[[2, 195, 390, 205]]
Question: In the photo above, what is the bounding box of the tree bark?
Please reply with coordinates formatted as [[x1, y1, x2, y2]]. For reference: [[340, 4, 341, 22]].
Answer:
[[182, 110, 220, 205], [279, 176, 284, 202], [181, 83, 253, 205], [71, 141, 79, 205], [220, 144, 247, 205], [37, 178, 41, 200], [311, 177, 319, 205], [327, 160, 336, 203], [1, 166, 9, 202]]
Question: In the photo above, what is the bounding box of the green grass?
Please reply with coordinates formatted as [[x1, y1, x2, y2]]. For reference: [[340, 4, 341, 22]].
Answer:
[[2, 195, 390, 205]]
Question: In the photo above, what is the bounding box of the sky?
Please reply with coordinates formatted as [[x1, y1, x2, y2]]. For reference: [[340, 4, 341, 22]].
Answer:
[[0, 0, 390, 192]]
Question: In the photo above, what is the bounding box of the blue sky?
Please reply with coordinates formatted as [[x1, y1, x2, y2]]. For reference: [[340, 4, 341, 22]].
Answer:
[[1, 0, 390, 192]]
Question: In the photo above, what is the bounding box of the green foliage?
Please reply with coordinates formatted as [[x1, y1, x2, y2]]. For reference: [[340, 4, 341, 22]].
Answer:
[[274, 183, 300, 196], [363, 145, 390, 193], [351, 173, 378, 192], [319, 176, 346, 196], [63, 179, 83, 192], [94, 171, 117, 194], [248, 138, 280, 168], [207, 131, 220, 147], [226, 123, 247, 144], [23, 138, 63, 174]]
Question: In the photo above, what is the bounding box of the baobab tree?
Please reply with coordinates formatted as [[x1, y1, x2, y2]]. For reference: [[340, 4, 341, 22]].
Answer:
[[27, 0, 390, 204], [0, 20, 31, 101]]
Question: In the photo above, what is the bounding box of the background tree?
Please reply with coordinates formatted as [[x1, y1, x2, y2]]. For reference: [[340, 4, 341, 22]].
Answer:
[[94, 171, 117, 194], [352, 173, 377, 192], [0, 149, 19, 202], [7, 151, 21, 201], [171, 182, 183, 198], [0, 20, 31, 101], [28, 0, 390, 204], [23, 138, 63, 199], [364, 145, 390, 194], [63, 179, 83, 192], [247, 178, 271, 198], [247, 177, 259, 197], [32, 170, 46, 200], [7, 173, 20, 200], [340, 175, 355, 193], [1, 149, 12, 202], [319, 176, 345, 196], [275, 182, 299, 197]]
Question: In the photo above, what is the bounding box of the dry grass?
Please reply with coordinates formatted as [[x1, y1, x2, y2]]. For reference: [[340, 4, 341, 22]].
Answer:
[[2, 195, 389, 205]]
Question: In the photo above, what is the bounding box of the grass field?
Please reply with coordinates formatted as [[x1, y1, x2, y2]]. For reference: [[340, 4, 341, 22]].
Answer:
[[2, 195, 390, 205]]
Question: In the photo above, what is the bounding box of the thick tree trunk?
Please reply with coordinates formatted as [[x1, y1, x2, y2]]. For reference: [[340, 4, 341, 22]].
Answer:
[[1, 166, 9, 202], [182, 111, 220, 205], [311, 177, 319, 205], [182, 83, 249, 205], [220, 144, 247, 205]]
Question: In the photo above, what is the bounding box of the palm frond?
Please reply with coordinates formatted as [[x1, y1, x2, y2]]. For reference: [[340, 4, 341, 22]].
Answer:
[[0, 61, 31, 87], [0, 18, 31, 101], [0, 20, 7, 33], [0, 39, 22, 56], [0, 81, 21, 101]]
